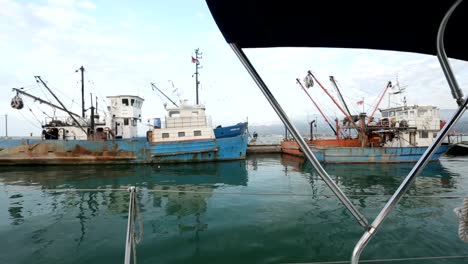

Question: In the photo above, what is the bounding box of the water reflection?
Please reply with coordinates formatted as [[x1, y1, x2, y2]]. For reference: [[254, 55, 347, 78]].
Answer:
[[0, 161, 248, 189], [0, 160, 247, 251], [8, 193, 24, 225], [1, 156, 467, 263], [279, 153, 465, 213], [280, 153, 459, 189]]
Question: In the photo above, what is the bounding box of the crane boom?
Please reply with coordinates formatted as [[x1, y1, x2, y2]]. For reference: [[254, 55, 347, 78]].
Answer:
[[12, 88, 81, 118], [367, 81, 392, 125]]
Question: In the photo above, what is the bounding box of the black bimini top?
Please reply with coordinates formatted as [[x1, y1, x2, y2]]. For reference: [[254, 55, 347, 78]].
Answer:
[[205, 0, 468, 62]]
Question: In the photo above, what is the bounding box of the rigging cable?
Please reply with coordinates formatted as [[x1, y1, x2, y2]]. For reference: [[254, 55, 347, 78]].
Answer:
[[17, 109, 42, 129], [27, 105, 44, 125], [84, 69, 109, 110]]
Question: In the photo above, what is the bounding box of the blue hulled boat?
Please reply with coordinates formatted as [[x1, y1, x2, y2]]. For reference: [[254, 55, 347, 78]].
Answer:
[[309, 144, 452, 164], [281, 102, 454, 164], [0, 50, 248, 165]]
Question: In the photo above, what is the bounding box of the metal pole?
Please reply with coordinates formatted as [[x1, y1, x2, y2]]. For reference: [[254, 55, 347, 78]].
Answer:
[[297, 79, 337, 135], [329, 76, 352, 117], [351, 97, 468, 263], [4, 114, 7, 137], [437, 0, 465, 106], [11, 88, 81, 118], [194, 49, 202, 105], [80, 66, 85, 118], [124, 187, 136, 264], [35, 76, 87, 135], [351, 0, 465, 262], [230, 43, 369, 228]]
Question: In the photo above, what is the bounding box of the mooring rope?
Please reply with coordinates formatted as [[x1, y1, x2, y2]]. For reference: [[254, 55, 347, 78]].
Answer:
[[453, 197, 468, 242]]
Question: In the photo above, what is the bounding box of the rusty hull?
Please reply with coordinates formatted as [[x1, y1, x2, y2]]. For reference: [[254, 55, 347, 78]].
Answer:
[[0, 140, 150, 165]]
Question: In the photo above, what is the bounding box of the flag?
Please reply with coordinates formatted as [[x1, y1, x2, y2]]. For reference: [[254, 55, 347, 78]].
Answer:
[[191, 56, 199, 63], [356, 100, 364, 105]]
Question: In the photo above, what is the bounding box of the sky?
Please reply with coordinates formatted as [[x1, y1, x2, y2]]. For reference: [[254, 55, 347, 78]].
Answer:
[[1, 0, 468, 137]]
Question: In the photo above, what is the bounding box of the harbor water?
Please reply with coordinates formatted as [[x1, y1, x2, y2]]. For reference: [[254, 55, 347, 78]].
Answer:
[[1, 153, 467, 263]]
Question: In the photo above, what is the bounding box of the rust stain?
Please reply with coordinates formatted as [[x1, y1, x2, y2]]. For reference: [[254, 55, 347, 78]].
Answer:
[[0, 142, 136, 164]]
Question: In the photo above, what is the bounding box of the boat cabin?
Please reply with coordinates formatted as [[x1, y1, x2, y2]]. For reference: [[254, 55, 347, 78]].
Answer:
[[106, 95, 145, 139], [377, 105, 442, 147], [149, 100, 215, 143]]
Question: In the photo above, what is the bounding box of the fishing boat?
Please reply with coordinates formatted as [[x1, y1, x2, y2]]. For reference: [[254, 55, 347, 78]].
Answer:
[[281, 75, 453, 163], [281, 74, 362, 156], [0, 50, 249, 165], [205, 0, 468, 263]]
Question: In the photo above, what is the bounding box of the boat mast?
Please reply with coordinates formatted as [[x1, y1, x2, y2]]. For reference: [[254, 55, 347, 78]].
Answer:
[[193, 48, 202, 105], [34, 76, 87, 134], [77, 66, 85, 118]]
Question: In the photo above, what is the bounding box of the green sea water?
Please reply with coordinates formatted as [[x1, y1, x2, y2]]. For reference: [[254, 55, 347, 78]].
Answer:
[[0, 154, 467, 264]]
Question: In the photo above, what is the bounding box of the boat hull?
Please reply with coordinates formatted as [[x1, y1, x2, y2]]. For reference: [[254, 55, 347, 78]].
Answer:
[[281, 138, 361, 156], [214, 122, 247, 138], [0, 133, 248, 165], [445, 142, 468, 156], [281, 140, 452, 163]]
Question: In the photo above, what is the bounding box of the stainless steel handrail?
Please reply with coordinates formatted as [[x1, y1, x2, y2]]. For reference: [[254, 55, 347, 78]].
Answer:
[[230, 43, 369, 229], [351, 0, 466, 263]]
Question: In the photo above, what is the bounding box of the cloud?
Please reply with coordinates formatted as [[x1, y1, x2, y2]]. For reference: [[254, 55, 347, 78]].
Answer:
[[2, 0, 468, 136], [78, 1, 96, 9]]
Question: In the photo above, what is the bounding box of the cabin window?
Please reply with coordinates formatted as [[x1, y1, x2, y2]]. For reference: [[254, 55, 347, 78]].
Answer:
[[178, 132, 185, 137], [170, 111, 180, 117], [418, 110, 427, 117], [389, 111, 395, 117], [131, 99, 135, 106], [162, 133, 169, 138], [132, 119, 137, 126], [124, 118, 129, 126], [420, 131, 429, 138], [194, 130, 202, 136], [382, 112, 388, 118], [122, 98, 129, 106]]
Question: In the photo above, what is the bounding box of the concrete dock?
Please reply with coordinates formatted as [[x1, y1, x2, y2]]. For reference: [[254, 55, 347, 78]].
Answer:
[[247, 143, 282, 154]]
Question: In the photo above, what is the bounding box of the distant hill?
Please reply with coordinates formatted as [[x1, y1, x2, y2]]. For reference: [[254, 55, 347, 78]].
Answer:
[[249, 108, 468, 137]]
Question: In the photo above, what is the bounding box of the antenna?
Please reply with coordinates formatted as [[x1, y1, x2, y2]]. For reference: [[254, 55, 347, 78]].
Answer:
[[75, 66, 85, 118], [387, 75, 407, 107], [193, 48, 203, 105]]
